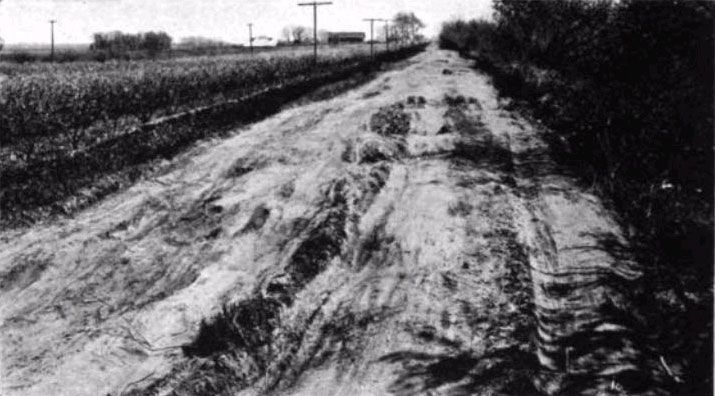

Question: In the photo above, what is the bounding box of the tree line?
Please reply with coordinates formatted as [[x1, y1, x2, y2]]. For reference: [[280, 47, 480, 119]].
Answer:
[[280, 11, 425, 45], [90, 31, 172, 55]]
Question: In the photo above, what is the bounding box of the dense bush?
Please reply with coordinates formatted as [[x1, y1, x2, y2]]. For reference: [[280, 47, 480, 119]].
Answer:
[[439, 19, 497, 57], [440, 1, 713, 393]]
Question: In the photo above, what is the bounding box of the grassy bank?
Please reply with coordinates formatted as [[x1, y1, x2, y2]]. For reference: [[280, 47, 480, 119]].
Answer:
[[439, 1, 713, 393]]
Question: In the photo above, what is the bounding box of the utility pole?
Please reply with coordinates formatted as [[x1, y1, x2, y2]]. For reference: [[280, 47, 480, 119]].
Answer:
[[298, 1, 332, 63], [49, 19, 56, 62], [363, 18, 384, 59], [384, 20, 390, 52], [248, 23, 254, 55]]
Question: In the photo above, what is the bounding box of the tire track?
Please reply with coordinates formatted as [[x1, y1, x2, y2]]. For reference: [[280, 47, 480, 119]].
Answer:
[[496, 105, 660, 395]]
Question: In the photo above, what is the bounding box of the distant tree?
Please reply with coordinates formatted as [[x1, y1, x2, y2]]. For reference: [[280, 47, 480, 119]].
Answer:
[[90, 30, 172, 57], [377, 23, 398, 43], [142, 31, 172, 54], [281, 26, 293, 43], [392, 12, 425, 43], [91, 31, 140, 52], [390, 25, 401, 43], [291, 25, 309, 44]]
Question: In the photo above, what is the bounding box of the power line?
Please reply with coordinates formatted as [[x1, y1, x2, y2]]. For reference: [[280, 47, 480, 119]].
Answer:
[[298, 1, 332, 63], [363, 18, 385, 59]]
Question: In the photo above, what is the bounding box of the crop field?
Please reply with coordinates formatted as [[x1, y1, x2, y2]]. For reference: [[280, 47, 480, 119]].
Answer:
[[0, 42, 386, 67], [0, 43, 396, 160], [0, 43, 382, 76], [0, 43, 426, 225]]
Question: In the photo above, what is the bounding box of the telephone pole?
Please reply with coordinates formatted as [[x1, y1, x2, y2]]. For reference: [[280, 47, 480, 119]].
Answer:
[[298, 1, 332, 63], [363, 18, 385, 59], [384, 20, 390, 52], [248, 23, 254, 55], [49, 20, 56, 62]]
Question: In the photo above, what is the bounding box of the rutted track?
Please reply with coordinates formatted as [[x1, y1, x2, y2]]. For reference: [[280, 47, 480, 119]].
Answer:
[[0, 47, 658, 395]]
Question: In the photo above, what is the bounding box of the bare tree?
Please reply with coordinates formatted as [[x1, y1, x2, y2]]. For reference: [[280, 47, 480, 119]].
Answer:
[[291, 25, 309, 44], [392, 12, 425, 43]]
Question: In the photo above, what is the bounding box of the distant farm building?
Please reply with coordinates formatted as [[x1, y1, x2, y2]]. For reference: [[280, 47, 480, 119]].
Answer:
[[328, 32, 365, 44]]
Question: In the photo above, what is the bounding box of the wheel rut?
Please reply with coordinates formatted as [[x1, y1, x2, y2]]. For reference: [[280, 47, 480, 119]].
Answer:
[[494, 101, 659, 395]]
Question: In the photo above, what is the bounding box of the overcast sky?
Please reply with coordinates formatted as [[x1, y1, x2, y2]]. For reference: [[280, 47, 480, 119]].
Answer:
[[0, 0, 493, 45]]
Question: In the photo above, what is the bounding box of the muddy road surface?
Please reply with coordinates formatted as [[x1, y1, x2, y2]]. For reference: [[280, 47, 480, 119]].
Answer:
[[1, 47, 657, 395]]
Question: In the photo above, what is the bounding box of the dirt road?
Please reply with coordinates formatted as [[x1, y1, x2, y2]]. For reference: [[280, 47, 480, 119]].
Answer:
[[0, 46, 655, 395]]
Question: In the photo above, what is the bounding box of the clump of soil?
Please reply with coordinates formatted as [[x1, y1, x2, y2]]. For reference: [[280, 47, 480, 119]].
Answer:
[[0, 256, 51, 292], [356, 136, 405, 164], [224, 157, 266, 179], [406, 96, 427, 107], [444, 94, 467, 107], [183, 296, 281, 359], [358, 140, 392, 164], [437, 124, 453, 135], [369, 103, 411, 136]]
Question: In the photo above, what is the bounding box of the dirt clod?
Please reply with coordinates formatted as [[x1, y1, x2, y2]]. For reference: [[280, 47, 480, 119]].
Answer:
[[369, 103, 411, 136], [242, 205, 271, 233], [444, 94, 467, 107]]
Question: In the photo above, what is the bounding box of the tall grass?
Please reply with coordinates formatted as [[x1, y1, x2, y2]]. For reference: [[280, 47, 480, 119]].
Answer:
[[440, 1, 713, 393]]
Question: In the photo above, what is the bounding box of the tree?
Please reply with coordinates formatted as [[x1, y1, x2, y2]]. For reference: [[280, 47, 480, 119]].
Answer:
[[142, 31, 172, 54], [281, 26, 293, 43], [291, 25, 309, 44], [392, 12, 425, 43], [90, 30, 172, 58], [0, 36, 4, 53]]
